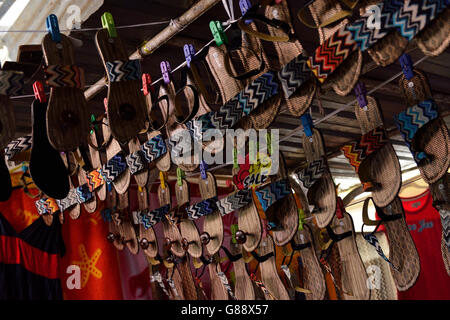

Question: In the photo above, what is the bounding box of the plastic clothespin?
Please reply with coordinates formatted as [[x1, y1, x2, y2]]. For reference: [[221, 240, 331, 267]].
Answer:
[[335, 197, 344, 219], [160, 61, 171, 85], [32, 81, 46, 103], [209, 21, 228, 47], [177, 167, 184, 186], [300, 113, 313, 138], [138, 185, 143, 193], [399, 54, 414, 80], [200, 161, 208, 180], [233, 146, 239, 169], [160, 171, 167, 189], [46, 14, 61, 43], [90, 114, 97, 135], [239, 0, 253, 24], [266, 132, 272, 156], [354, 82, 368, 110], [101, 12, 117, 38], [142, 73, 153, 96], [184, 44, 196, 68], [231, 224, 239, 244], [103, 98, 108, 112]]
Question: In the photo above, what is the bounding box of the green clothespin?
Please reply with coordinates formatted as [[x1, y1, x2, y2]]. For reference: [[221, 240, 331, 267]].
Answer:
[[233, 147, 239, 169], [209, 21, 228, 47], [101, 12, 117, 38], [298, 208, 305, 231], [231, 224, 239, 244], [266, 132, 272, 156], [177, 167, 184, 186], [90, 114, 97, 135]]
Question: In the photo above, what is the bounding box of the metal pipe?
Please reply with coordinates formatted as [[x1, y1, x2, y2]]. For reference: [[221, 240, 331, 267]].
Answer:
[[84, 0, 221, 100]]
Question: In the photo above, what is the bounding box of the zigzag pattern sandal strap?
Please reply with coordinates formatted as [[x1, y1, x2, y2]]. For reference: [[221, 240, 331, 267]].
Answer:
[[4, 135, 32, 160], [216, 189, 252, 216], [296, 157, 326, 190], [138, 204, 171, 229], [57, 188, 78, 212], [363, 233, 399, 271], [105, 59, 141, 82], [186, 196, 219, 220], [308, 26, 357, 83], [86, 168, 105, 192], [277, 53, 311, 99], [35, 197, 59, 215], [210, 71, 279, 130], [0, 70, 24, 95], [126, 150, 146, 175], [254, 179, 291, 212], [341, 126, 387, 191], [394, 99, 438, 163], [44, 65, 85, 88], [101, 152, 128, 182]]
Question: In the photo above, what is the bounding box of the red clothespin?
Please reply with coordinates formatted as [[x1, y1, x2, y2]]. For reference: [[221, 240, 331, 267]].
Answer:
[[103, 98, 108, 112], [142, 73, 153, 96], [226, 179, 232, 188], [354, 82, 368, 110], [335, 197, 344, 219], [32, 81, 46, 103], [160, 61, 171, 85]]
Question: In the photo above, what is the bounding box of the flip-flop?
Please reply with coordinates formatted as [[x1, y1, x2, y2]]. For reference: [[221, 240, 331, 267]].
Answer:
[[295, 128, 336, 228], [29, 95, 69, 200], [95, 25, 147, 143], [136, 187, 159, 259], [416, 8, 450, 56], [41, 30, 89, 151], [0, 70, 23, 149], [87, 119, 107, 201], [328, 209, 370, 300], [77, 165, 96, 213], [228, 239, 255, 300], [4, 135, 32, 163], [362, 196, 421, 291], [342, 94, 402, 207]]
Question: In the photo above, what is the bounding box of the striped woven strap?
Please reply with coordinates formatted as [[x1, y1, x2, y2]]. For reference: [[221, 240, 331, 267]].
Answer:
[[86, 168, 105, 192], [0, 70, 24, 96], [363, 233, 399, 271], [139, 204, 171, 229], [106, 59, 141, 82], [210, 72, 279, 129], [217, 272, 236, 300], [254, 179, 291, 212], [216, 189, 252, 216], [341, 126, 387, 174], [4, 135, 32, 160], [75, 184, 94, 203], [392, 0, 448, 41], [296, 158, 326, 211], [394, 99, 438, 163], [126, 150, 146, 175], [186, 196, 219, 220], [186, 112, 217, 144], [56, 188, 78, 212], [101, 152, 127, 183], [35, 198, 59, 215], [308, 26, 357, 83], [140, 134, 167, 163], [277, 53, 311, 99], [44, 65, 84, 88]]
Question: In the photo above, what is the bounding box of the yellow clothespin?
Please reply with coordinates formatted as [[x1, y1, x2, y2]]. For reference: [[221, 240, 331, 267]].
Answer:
[[160, 171, 167, 189]]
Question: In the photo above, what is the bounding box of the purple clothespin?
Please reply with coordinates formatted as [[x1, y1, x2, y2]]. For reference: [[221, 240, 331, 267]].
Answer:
[[184, 44, 195, 68], [160, 61, 171, 85], [300, 113, 313, 137], [399, 54, 414, 80], [354, 82, 368, 109], [200, 161, 208, 180], [239, 0, 253, 24]]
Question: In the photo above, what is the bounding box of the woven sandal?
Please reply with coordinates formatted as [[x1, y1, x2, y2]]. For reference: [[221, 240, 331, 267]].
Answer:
[[416, 8, 450, 56], [228, 240, 256, 300], [0, 70, 23, 149], [362, 196, 420, 291], [342, 94, 402, 207], [87, 118, 107, 201], [59, 153, 81, 220], [300, 0, 362, 95], [328, 205, 370, 300], [29, 96, 69, 200], [136, 187, 159, 259], [77, 165, 96, 213], [295, 128, 336, 228]]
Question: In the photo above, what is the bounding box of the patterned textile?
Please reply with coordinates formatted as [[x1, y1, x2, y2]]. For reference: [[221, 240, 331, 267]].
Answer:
[[394, 99, 438, 163], [254, 179, 291, 212], [4, 135, 32, 160], [364, 233, 399, 271], [86, 169, 105, 193], [278, 53, 311, 98], [101, 152, 127, 183], [44, 65, 84, 88], [35, 198, 59, 215], [186, 196, 219, 220], [0, 70, 24, 95], [140, 134, 167, 163], [106, 59, 141, 82], [216, 189, 252, 216], [75, 184, 93, 204], [56, 188, 78, 212], [440, 209, 450, 252], [139, 205, 171, 229], [217, 272, 236, 300], [126, 150, 146, 175]]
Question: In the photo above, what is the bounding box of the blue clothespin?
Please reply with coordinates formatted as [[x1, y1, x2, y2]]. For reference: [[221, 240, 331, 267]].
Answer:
[[354, 82, 368, 109], [200, 161, 208, 180], [184, 44, 195, 68], [209, 21, 228, 47], [300, 113, 313, 138], [46, 14, 61, 43], [160, 61, 171, 85], [399, 54, 414, 80], [239, 0, 253, 24]]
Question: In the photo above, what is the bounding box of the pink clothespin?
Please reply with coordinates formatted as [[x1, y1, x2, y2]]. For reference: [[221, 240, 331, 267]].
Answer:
[[33, 81, 46, 103]]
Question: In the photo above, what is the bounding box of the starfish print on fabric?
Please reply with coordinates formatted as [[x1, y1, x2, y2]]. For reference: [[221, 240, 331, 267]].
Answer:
[[72, 244, 102, 288]]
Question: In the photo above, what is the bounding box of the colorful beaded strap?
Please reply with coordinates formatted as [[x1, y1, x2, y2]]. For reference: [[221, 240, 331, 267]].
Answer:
[[106, 59, 141, 82], [35, 197, 59, 215], [4, 135, 32, 160], [186, 196, 219, 220], [394, 99, 438, 163], [86, 168, 105, 192], [341, 126, 388, 191], [0, 70, 24, 96], [277, 53, 311, 99], [138, 204, 171, 229], [44, 65, 84, 88], [216, 189, 252, 216], [254, 179, 291, 212]]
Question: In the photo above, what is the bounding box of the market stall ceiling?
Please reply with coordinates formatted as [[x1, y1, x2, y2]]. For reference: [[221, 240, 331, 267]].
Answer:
[[8, 0, 450, 180]]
